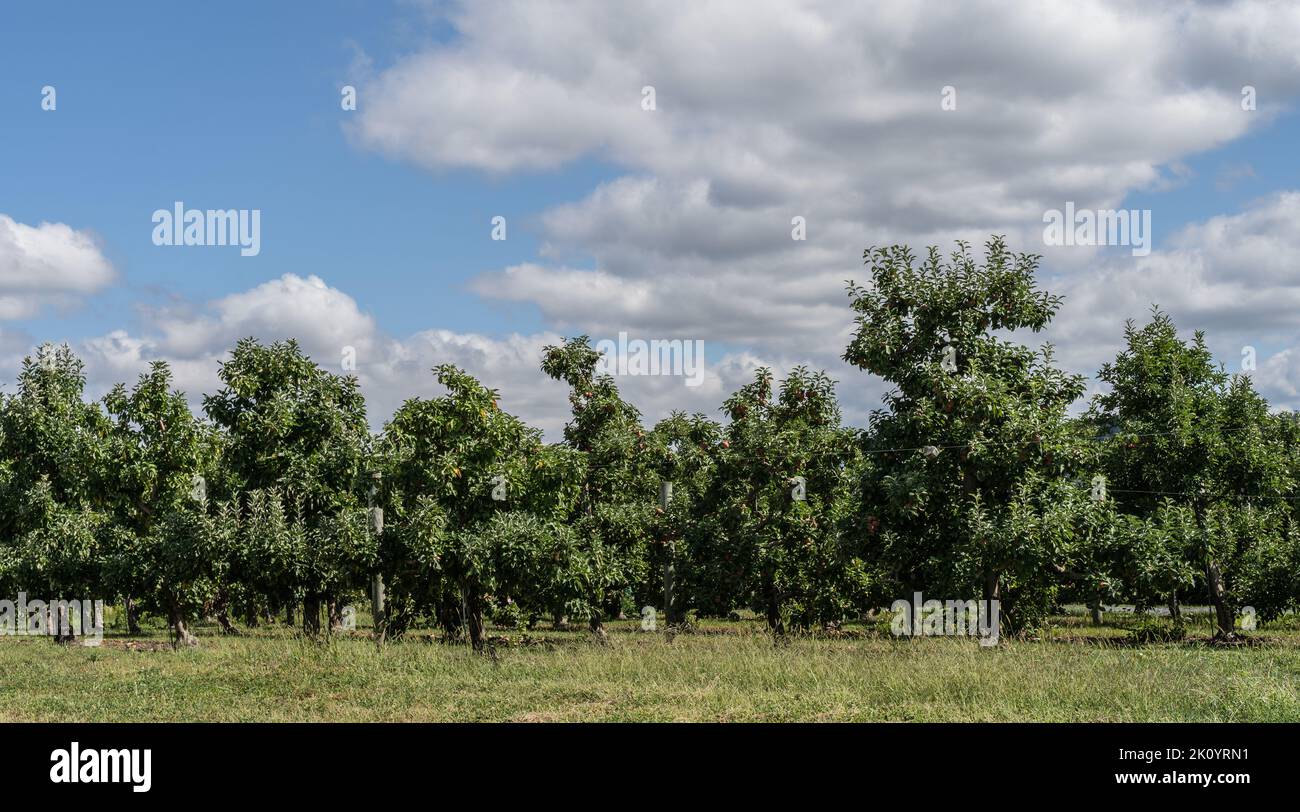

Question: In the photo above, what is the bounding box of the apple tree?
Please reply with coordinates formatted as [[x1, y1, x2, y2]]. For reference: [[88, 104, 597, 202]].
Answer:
[[1090, 310, 1290, 637], [100, 361, 221, 646], [378, 364, 583, 649], [203, 338, 374, 635], [541, 337, 659, 636], [704, 367, 863, 633], [0, 344, 111, 640], [843, 239, 1092, 633], [648, 410, 723, 621]]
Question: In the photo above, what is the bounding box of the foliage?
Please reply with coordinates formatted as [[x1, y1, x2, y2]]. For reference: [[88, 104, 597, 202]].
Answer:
[[0, 344, 111, 605], [700, 366, 862, 632], [101, 361, 218, 644], [843, 238, 1088, 632], [203, 338, 372, 633], [1089, 309, 1293, 636], [379, 364, 582, 647], [0, 239, 1295, 648], [541, 336, 658, 633]]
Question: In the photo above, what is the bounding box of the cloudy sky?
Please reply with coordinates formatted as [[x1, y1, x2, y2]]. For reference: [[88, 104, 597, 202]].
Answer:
[[3, 0, 1300, 437]]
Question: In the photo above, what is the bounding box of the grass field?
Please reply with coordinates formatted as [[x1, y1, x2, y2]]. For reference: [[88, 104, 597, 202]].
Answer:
[[3, 613, 1299, 722]]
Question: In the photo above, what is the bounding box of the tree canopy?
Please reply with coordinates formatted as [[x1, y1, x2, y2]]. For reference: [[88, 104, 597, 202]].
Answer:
[[1, 241, 1294, 647]]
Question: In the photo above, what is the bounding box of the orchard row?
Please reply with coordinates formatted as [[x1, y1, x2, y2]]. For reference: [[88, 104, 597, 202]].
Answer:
[[2, 237, 1295, 647]]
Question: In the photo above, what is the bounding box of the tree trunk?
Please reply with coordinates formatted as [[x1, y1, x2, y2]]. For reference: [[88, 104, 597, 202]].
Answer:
[[1168, 591, 1181, 625], [763, 571, 784, 636], [1089, 601, 1102, 626], [285, 603, 294, 626], [551, 613, 568, 631], [660, 481, 680, 625], [663, 556, 680, 624], [589, 610, 608, 644], [328, 598, 343, 634], [168, 601, 198, 648], [1205, 560, 1234, 639], [302, 595, 321, 637], [464, 591, 485, 652], [1195, 500, 1233, 639], [53, 602, 76, 644], [437, 598, 462, 639], [125, 597, 143, 636], [214, 591, 239, 635], [983, 570, 1001, 634]]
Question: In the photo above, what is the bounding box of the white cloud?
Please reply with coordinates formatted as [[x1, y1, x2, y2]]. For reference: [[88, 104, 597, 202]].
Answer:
[[143, 273, 379, 360], [54, 191, 1263, 432], [349, 0, 1300, 400], [18, 1, 1300, 434], [72, 273, 848, 437], [1044, 192, 1300, 409], [0, 214, 115, 319]]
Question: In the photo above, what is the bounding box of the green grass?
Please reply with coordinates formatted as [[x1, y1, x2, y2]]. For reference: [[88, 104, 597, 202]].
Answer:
[[3, 615, 1299, 722]]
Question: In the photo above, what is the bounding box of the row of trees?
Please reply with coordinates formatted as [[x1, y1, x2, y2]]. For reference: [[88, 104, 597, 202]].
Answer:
[[2, 237, 1297, 647]]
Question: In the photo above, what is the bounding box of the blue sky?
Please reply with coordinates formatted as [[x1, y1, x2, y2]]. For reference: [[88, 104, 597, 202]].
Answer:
[[3, 1, 1300, 434], [0, 1, 613, 341]]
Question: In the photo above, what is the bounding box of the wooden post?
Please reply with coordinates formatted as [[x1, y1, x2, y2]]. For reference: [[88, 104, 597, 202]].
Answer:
[[369, 471, 386, 638], [660, 480, 676, 624]]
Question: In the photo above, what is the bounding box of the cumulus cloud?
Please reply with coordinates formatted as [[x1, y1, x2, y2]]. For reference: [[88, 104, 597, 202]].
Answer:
[[70, 273, 840, 437], [19, 1, 1300, 435], [347, 0, 1300, 412], [73, 185, 1300, 438], [73, 275, 560, 430], [0, 214, 115, 319], [1045, 192, 1300, 409]]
